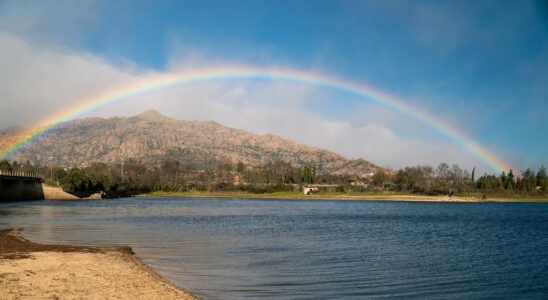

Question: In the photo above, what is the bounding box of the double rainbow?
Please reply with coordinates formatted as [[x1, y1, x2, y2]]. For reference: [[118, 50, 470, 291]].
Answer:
[[0, 65, 512, 173]]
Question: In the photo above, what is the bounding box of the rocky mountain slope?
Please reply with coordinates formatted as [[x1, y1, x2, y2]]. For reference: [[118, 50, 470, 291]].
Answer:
[[2, 110, 380, 177]]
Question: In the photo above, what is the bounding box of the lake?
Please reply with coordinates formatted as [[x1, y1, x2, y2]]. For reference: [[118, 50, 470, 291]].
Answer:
[[1, 198, 548, 299]]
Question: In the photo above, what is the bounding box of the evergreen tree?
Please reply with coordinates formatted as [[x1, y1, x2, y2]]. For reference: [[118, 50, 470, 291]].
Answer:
[[516, 177, 524, 191], [471, 167, 476, 182], [506, 169, 515, 190], [11, 161, 20, 170], [537, 165, 547, 191], [300, 165, 316, 184], [477, 174, 499, 190], [22, 160, 35, 173], [500, 171, 507, 189]]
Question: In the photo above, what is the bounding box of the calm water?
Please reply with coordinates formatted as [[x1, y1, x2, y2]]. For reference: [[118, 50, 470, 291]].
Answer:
[[1, 198, 548, 299]]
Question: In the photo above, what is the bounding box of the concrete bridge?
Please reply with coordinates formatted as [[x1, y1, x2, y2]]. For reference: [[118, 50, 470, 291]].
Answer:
[[0, 171, 44, 201]]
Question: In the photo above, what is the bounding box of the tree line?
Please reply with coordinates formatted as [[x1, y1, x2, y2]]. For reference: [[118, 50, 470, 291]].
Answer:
[[0, 159, 319, 197], [0, 159, 546, 197], [368, 163, 547, 196]]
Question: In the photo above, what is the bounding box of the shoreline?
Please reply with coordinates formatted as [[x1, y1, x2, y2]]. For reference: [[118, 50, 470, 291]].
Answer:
[[0, 228, 195, 299], [141, 191, 548, 203]]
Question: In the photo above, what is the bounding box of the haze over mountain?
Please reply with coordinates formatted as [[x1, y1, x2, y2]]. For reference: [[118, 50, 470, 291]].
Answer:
[[1, 110, 381, 177]]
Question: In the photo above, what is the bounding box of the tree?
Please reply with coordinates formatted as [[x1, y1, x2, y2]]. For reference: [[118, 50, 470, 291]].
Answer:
[[521, 168, 536, 192], [506, 169, 515, 190], [436, 163, 451, 194], [60, 168, 93, 195], [371, 170, 386, 188], [436, 163, 450, 179], [236, 161, 245, 174], [394, 165, 434, 194], [22, 160, 35, 173], [471, 167, 476, 182], [500, 171, 507, 189], [0, 160, 12, 172], [301, 165, 315, 184], [160, 159, 182, 190], [450, 164, 469, 193], [52, 168, 67, 181], [477, 174, 500, 190], [537, 166, 547, 191], [10, 161, 20, 170]]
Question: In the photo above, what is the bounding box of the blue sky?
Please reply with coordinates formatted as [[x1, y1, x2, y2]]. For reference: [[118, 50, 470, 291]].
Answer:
[[0, 0, 547, 172]]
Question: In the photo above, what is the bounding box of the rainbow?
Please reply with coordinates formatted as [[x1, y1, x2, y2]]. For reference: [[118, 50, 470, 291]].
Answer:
[[0, 65, 512, 173]]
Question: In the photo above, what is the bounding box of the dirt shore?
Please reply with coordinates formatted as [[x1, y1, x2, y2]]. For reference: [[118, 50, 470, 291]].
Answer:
[[0, 228, 195, 299], [143, 192, 548, 202]]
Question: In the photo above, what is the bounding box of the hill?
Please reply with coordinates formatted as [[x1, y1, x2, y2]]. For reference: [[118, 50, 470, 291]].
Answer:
[[1, 110, 381, 177]]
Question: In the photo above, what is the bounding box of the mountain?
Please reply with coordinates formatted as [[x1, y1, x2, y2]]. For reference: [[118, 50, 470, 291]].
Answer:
[[1, 110, 381, 177]]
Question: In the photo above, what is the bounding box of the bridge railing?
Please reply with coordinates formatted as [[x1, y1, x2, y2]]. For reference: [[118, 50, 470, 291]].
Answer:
[[0, 170, 43, 179]]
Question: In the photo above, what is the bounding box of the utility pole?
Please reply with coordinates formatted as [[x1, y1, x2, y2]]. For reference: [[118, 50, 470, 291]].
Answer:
[[48, 156, 53, 180], [121, 157, 124, 180]]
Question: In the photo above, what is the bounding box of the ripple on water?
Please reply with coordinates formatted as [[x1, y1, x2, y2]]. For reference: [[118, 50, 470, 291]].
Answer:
[[1, 198, 548, 299]]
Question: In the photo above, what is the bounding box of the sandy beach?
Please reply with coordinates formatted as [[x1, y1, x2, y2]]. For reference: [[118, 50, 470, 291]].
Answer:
[[0, 229, 195, 300]]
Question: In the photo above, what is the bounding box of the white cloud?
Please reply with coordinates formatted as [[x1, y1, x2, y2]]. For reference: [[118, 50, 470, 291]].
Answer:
[[0, 33, 490, 172], [0, 33, 158, 125], [225, 87, 247, 99]]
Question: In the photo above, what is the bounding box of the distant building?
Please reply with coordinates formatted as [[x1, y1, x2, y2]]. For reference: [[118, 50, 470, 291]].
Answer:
[[303, 186, 319, 195], [302, 184, 340, 195]]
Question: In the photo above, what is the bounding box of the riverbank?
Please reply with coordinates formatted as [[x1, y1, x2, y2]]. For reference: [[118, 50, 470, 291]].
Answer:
[[0, 229, 195, 299], [145, 190, 548, 202]]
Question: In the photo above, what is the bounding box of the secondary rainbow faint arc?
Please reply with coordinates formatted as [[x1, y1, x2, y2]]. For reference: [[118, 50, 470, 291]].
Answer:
[[0, 65, 512, 173]]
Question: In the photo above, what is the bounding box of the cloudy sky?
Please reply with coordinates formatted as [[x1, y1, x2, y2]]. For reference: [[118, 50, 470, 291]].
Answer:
[[0, 0, 547, 173]]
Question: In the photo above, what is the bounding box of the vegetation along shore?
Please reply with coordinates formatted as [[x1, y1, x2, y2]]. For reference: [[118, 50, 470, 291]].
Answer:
[[0, 228, 195, 299], [145, 190, 548, 202], [1, 159, 546, 201]]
